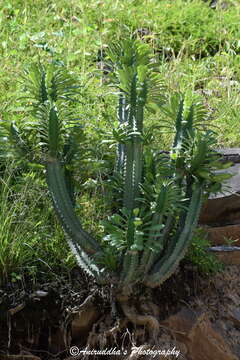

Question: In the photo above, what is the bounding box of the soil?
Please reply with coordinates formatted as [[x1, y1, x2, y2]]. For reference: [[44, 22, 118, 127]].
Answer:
[[0, 261, 239, 360]]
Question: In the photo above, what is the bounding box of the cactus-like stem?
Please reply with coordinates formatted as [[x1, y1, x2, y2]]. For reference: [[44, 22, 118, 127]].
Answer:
[[121, 250, 140, 285], [116, 93, 128, 173], [161, 177, 194, 262], [144, 183, 203, 288], [142, 215, 174, 274], [157, 214, 175, 252], [123, 142, 135, 210], [120, 251, 132, 282], [172, 98, 184, 149], [123, 73, 137, 210], [120, 221, 139, 283], [64, 167, 75, 206], [65, 233, 102, 279], [148, 217, 174, 273], [139, 214, 163, 272], [123, 130, 143, 211], [46, 159, 102, 256]]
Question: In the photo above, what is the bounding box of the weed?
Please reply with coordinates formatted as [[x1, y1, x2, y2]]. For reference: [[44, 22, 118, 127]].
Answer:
[[187, 228, 225, 275]]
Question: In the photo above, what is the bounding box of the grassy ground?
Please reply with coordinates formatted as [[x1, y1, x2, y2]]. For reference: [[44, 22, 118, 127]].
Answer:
[[0, 0, 240, 284]]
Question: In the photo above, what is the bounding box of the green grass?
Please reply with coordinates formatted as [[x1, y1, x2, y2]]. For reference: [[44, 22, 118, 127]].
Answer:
[[0, 162, 76, 285], [186, 228, 225, 275], [0, 0, 240, 284], [1, 0, 240, 147]]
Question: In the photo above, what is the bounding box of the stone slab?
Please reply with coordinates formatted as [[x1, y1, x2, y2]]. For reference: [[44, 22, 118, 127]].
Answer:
[[161, 307, 238, 360], [199, 193, 240, 226], [206, 224, 240, 245], [208, 246, 240, 265]]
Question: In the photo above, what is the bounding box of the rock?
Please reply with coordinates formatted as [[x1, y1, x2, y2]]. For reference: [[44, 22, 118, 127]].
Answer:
[[199, 149, 240, 226], [200, 192, 240, 226], [210, 0, 229, 9], [161, 307, 238, 360], [71, 305, 100, 340], [208, 246, 240, 265], [217, 148, 240, 164], [206, 225, 240, 246], [215, 163, 240, 198]]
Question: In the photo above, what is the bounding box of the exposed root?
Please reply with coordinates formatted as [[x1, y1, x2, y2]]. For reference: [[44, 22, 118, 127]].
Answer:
[[119, 300, 160, 343], [84, 314, 129, 356], [86, 315, 106, 349], [139, 299, 160, 318], [104, 318, 128, 337]]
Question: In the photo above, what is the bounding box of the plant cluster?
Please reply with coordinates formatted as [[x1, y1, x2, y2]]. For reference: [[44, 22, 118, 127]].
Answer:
[[7, 38, 231, 305]]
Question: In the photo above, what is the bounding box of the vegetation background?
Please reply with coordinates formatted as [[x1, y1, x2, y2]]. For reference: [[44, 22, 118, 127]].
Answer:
[[0, 0, 240, 287]]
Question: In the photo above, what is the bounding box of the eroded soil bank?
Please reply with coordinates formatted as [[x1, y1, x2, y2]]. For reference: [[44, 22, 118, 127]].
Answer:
[[0, 263, 239, 360]]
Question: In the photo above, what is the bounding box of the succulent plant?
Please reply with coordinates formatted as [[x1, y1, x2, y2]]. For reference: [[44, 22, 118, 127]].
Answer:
[[7, 38, 230, 334]]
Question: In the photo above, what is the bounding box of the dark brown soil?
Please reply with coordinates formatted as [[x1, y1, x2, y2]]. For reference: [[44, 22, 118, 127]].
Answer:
[[0, 262, 239, 360]]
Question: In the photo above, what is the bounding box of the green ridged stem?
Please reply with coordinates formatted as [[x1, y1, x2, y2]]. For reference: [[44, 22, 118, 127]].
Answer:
[[160, 176, 194, 264], [46, 159, 102, 256], [64, 167, 75, 206], [141, 214, 164, 273], [65, 233, 101, 279], [120, 250, 132, 282], [48, 106, 60, 157], [123, 141, 135, 210], [172, 98, 184, 149], [123, 130, 143, 211], [122, 251, 140, 284], [116, 93, 128, 173], [123, 73, 138, 210], [140, 213, 171, 271], [145, 215, 175, 274], [144, 183, 203, 288]]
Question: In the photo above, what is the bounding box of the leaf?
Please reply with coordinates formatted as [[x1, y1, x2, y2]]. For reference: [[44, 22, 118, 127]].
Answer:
[[211, 173, 233, 182]]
